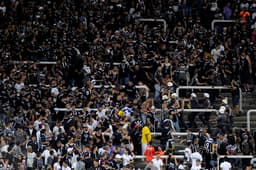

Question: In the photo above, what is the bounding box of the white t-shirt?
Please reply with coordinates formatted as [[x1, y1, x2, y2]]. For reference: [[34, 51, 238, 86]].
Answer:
[[191, 165, 201, 170], [53, 162, 61, 170], [190, 152, 202, 168], [122, 154, 133, 166], [220, 161, 232, 170], [14, 82, 24, 93], [211, 45, 224, 63], [26, 152, 36, 168], [178, 164, 184, 170], [152, 158, 164, 170], [52, 125, 65, 137], [61, 166, 71, 170], [41, 149, 50, 165], [51, 87, 59, 96]]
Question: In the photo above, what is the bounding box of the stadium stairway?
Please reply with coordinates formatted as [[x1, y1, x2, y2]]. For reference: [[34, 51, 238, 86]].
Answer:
[[134, 91, 256, 169]]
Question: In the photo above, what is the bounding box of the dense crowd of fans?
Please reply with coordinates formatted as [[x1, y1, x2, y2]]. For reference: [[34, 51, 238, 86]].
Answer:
[[1, 0, 256, 169]]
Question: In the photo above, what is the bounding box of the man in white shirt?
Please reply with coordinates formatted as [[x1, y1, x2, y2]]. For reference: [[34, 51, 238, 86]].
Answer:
[[190, 152, 202, 169], [220, 156, 232, 170], [152, 153, 164, 170]]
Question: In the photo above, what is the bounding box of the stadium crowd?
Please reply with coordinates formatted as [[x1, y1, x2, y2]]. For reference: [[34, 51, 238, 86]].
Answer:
[[0, 0, 256, 169]]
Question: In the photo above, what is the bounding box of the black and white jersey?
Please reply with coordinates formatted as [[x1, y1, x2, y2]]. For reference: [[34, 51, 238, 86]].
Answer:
[[204, 138, 214, 154]]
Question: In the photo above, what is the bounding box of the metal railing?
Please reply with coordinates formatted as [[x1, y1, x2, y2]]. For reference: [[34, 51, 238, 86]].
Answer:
[[176, 86, 243, 112], [217, 155, 254, 170], [211, 19, 236, 31], [151, 132, 199, 136], [247, 109, 256, 131], [9, 61, 57, 64], [136, 18, 167, 32], [93, 85, 149, 98], [134, 155, 183, 159]]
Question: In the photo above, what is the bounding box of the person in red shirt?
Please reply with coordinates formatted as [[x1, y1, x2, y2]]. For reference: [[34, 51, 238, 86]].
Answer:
[[144, 145, 155, 162]]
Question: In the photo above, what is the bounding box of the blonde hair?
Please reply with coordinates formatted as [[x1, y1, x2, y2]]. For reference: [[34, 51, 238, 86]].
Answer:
[[27, 145, 32, 152]]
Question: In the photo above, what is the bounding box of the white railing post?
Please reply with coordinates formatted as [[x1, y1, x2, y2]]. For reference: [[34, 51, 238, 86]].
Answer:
[[217, 155, 253, 170], [247, 109, 256, 131], [211, 19, 236, 31]]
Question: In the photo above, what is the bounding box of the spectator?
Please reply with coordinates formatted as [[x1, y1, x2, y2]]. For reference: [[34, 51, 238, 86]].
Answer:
[[144, 145, 155, 162], [26, 145, 36, 170], [0, 0, 256, 169], [144, 160, 158, 170], [220, 156, 232, 170], [152, 153, 164, 170], [190, 151, 203, 170], [141, 122, 152, 155]]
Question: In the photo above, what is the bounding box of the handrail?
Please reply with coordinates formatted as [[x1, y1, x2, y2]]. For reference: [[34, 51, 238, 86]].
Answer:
[[217, 155, 254, 170], [211, 19, 236, 31], [151, 132, 199, 136], [176, 86, 243, 112], [247, 109, 256, 131], [9, 60, 57, 64], [136, 18, 167, 32], [54, 108, 98, 112], [134, 155, 183, 159], [93, 85, 149, 98]]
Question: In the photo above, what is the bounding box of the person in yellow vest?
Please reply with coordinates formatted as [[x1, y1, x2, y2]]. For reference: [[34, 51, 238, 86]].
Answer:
[[141, 123, 152, 155]]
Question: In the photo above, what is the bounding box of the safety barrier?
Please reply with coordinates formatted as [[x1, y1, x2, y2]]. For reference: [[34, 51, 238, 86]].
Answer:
[[247, 109, 256, 131], [176, 86, 243, 112], [211, 19, 236, 31]]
